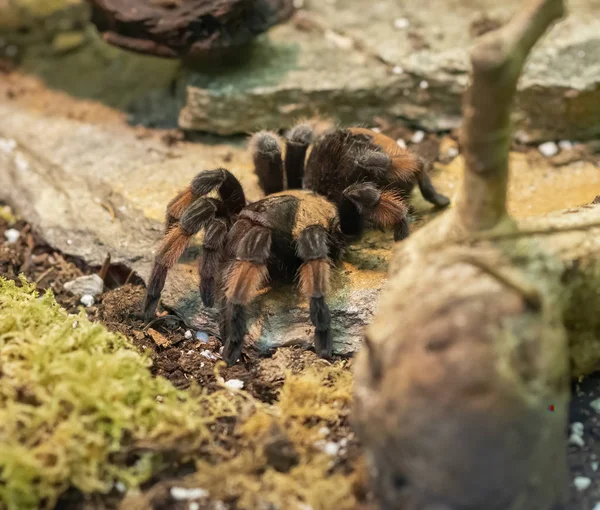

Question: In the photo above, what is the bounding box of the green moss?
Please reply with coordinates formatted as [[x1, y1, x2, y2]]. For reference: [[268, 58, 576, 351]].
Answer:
[[0, 276, 240, 510]]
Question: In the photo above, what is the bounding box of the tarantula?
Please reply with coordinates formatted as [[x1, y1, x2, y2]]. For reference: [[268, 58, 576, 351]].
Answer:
[[143, 123, 449, 365]]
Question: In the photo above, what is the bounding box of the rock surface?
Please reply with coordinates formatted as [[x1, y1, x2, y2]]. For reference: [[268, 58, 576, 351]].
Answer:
[[179, 0, 600, 140], [1, 0, 598, 140]]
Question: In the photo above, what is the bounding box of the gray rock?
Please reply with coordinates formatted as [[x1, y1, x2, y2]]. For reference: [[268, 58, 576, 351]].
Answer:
[[179, 0, 600, 141], [64, 274, 104, 297]]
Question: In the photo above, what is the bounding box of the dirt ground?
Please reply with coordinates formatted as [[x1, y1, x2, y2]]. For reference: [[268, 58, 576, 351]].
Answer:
[[3, 208, 600, 510], [4, 206, 600, 510]]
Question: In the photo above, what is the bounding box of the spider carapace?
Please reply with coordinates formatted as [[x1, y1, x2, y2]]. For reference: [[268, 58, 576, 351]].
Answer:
[[143, 124, 450, 365]]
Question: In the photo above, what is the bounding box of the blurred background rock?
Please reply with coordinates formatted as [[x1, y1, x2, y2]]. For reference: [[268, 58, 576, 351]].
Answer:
[[1, 0, 598, 138]]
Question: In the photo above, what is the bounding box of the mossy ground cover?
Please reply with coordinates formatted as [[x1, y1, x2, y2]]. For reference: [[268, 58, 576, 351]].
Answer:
[[0, 276, 362, 510]]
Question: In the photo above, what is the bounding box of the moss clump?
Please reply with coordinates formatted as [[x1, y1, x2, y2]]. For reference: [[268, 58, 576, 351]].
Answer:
[[0, 276, 241, 510], [180, 365, 359, 510]]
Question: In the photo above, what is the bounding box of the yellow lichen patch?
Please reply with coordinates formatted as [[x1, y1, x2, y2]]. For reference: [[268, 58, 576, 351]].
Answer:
[[0, 276, 245, 510]]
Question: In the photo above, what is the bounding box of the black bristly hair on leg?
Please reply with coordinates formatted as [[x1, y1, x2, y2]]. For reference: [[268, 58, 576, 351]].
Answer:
[[310, 296, 332, 358], [297, 225, 333, 359], [339, 182, 410, 242], [165, 168, 246, 232], [221, 223, 272, 366], [190, 168, 247, 214], [221, 302, 247, 367], [284, 123, 313, 190], [199, 218, 228, 307], [353, 148, 391, 180], [143, 196, 221, 321], [414, 157, 451, 208], [249, 131, 284, 195]]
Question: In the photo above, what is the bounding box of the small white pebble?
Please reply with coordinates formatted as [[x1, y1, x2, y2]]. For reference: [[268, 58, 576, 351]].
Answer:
[[200, 350, 218, 361], [67, 239, 73, 245], [0, 137, 17, 153], [72, 321, 79, 329], [411, 130, 425, 144], [224, 379, 244, 390], [80, 294, 95, 307], [396, 138, 407, 149], [446, 147, 459, 158], [371, 127, 381, 133], [64, 274, 104, 297], [115, 481, 127, 493], [15, 152, 29, 172], [156, 395, 164, 402], [170, 487, 209, 501], [324, 441, 340, 456], [318, 426, 330, 437], [571, 422, 584, 436], [298, 504, 313, 510], [189, 503, 200, 510], [4, 228, 20, 244], [196, 331, 209, 342], [393, 17, 410, 30], [419, 80, 429, 90], [293, 0, 304, 8], [392, 65, 404, 75], [538, 141, 559, 157], [569, 434, 585, 447], [558, 140, 573, 151], [184, 330, 193, 340], [592, 462, 599, 472], [578, 50, 586, 58], [574, 476, 592, 492], [590, 398, 600, 412]]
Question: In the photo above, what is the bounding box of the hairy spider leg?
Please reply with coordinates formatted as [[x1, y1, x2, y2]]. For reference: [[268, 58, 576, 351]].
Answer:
[[414, 156, 451, 208], [198, 218, 227, 307], [143, 197, 222, 320], [284, 123, 313, 190], [297, 225, 333, 358], [221, 222, 272, 366], [249, 131, 285, 195], [349, 127, 450, 208], [340, 182, 410, 242], [164, 168, 246, 231]]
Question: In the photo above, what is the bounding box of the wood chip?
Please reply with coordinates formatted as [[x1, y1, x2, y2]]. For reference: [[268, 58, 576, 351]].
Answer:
[[147, 328, 171, 348], [132, 330, 145, 341]]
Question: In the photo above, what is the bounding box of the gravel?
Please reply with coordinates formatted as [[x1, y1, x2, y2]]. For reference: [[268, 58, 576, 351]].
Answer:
[[538, 141, 559, 157]]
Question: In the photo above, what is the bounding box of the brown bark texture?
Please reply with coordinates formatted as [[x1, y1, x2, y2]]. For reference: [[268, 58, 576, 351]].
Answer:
[[87, 0, 295, 58], [350, 1, 600, 509]]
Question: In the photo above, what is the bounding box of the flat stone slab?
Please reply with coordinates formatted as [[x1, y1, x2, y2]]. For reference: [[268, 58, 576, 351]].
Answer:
[[179, 0, 600, 141]]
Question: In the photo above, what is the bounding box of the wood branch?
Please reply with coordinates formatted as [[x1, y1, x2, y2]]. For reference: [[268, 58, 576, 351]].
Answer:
[[457, 0, 565, 232], [87, 0, 295, 58], [352, 1, 576, 509]]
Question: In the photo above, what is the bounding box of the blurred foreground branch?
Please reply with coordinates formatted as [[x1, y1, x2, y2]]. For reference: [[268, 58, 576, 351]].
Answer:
[[352, 1, 586, 509]]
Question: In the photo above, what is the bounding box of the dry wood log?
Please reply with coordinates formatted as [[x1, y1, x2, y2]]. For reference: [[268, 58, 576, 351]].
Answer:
[[87, 0, 295, 58], [350, 1, 595, 509]]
